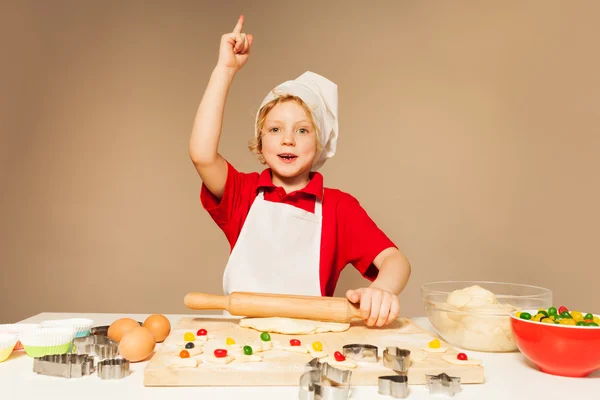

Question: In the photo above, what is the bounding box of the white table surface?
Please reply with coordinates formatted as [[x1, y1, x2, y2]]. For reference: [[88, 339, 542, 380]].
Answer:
[[2, 312, 598, 399]]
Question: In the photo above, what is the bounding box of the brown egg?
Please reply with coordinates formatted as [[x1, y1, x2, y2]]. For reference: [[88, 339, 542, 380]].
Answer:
[[143, 314, 171, 342], [119, 326, 156, 362], [107, 318, 140, 342]]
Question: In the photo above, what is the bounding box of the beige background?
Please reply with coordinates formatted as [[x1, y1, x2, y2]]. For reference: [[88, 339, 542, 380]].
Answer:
[[1, 1, 599, 323]]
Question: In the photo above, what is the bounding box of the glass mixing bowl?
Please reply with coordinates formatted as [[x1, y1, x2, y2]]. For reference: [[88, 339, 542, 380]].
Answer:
[[421, 281, 552, 352]]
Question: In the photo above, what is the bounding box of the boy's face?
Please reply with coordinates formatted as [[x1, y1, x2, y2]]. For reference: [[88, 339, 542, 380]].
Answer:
[[260, 101, 318, 179]]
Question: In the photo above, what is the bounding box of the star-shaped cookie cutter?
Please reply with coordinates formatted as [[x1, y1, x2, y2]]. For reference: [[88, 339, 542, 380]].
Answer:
[[425, 372, 461, 397], [33, 354, 95, 379], [342, 344, 379, 362], [378, 374, 409, 398], [383, 347, 411, 373], [299, 358, 352, 400]]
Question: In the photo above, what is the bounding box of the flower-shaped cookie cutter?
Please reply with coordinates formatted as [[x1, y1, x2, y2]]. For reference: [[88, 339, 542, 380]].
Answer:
[[98, 358, 130, 380], [73, 335, 119, 360], [33, 354, 95, 378], [425, 372, 461, 397], [378, 374, 409, 398], [342, 343, 379, 362], [299, 357, 352, 400], [383, 347, 411, 373]]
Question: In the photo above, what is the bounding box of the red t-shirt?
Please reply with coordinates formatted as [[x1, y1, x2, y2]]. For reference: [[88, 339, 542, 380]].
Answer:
[[200, 161, 397, 296]]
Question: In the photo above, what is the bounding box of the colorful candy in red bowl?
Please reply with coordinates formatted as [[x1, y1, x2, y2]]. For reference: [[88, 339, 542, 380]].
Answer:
[[511, 306, 600, 377]]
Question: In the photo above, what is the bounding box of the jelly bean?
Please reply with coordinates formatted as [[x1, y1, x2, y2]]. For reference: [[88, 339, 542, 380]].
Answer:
[[576, 321, 587, 326], [548, 307, 558, 316], [226, 337, 235, 345], [260, 332, 271, 342], [428, 339, 441, 349], [558, 306, 568, 314], [290, 339, 301, 346], [179, 350, 190, 358], [520, 312, 532, 320], [587, 322, 599, 327], [533, 314, 543, 322], [570, 311, 583, 322], [540, 317, 553, 324], [594, 316, 600, 325], [584, 313, 594, 320], [537, 310, 548, 318], [515, 312, 521, 318], [457, 353, 468, 361], [334, 351, 346, 362], [243, 345, 253, 355], [560, 311, 572, 319], [185, 342, 194, 349], [214, 349, 228, 358], [184, 332, 195, 341], [312, 341, 323, 352], [197, 329, 207, 336], [585, 319, 594, 324]]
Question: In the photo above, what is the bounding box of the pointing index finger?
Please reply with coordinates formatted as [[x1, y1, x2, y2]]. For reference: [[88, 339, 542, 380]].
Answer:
[[233, 15, 244, 33]]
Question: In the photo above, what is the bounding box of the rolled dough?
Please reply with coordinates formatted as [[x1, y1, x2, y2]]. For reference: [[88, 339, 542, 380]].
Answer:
[[239, 317, 350, 335]]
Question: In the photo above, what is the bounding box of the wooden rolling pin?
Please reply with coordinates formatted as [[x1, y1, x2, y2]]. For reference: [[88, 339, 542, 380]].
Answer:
[[183, 291, 363, 323]]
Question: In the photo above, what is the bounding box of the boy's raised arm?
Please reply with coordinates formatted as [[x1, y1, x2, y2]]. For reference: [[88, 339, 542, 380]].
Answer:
[[189, 15, 253, 200]]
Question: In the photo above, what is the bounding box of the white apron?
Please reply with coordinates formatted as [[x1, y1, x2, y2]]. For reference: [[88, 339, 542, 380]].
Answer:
[[222, 189, 323, 304]]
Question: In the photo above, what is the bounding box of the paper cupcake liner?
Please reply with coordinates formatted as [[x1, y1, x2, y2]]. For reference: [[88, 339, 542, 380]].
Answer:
[[0, 334, 18, 362], [20, 327, 76, 357], [40, 318, 94, 338], [0, 324, 41, 350]]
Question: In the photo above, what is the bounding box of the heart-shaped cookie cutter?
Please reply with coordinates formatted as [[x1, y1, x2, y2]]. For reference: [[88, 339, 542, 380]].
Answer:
[[342, 343, 379, 362], [378, 374, 409, 398], [383, 347, 411, 373]]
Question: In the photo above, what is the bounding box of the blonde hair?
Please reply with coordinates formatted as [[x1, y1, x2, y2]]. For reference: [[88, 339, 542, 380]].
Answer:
[[248, 94, 321, 164]]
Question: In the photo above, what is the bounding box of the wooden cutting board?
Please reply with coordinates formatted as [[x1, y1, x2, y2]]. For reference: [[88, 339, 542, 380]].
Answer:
[[143, 317, 484, 386]]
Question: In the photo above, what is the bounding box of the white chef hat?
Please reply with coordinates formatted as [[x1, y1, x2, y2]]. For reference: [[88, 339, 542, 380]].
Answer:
[[255, 71, 339, 171]]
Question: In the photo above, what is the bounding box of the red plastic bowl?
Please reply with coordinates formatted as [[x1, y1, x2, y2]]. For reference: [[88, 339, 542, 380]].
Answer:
[[510, 310, 600, 377]]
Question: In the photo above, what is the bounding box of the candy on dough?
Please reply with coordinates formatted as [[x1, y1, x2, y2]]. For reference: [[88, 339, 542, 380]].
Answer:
[[206, 355, 234, 364], [442, 354, 482, 366], [234, 353, 263, 363], [166, 357, 199, 368], [421, 346, 448, 353], [239, 317, 350, 335], [273, 344, 309, 354], [308, 348, 328, 359], [322, 356, 358, 369], [187, 347, 203, 357]]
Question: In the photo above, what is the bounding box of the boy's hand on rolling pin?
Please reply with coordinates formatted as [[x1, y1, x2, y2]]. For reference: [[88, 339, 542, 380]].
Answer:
[[346, 288, 400, 327], [217, 15, 253, 72]]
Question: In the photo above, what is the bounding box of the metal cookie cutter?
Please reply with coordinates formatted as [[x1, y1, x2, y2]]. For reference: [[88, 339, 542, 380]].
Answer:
[[73, 335, 119, 359], [98, 358, 130, 380], [378, 375, 409, 398], [33, 354, 95, 378], [426, 372, 461, 397], [299, 358, 352, 400], [383, 347, 411, 373], [342, 344, 379, 362]]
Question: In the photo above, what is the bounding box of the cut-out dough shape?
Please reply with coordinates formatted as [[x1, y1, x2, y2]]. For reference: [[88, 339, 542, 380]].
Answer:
[[274, 344, 309, 354], [308, 348, 328, 359], [166, 357, 199, 368], [206, 355, 234, 365], [240, 317, 350, 335], [421, 346, 448, 353], [322, 356, 358, 369], [249, 340, 275, 353], [442, 354, 482, 366], [234, 353, 263, 363]]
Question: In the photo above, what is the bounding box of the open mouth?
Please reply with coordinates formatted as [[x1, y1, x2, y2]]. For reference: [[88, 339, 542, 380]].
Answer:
[[278, 153, 298, 161]]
